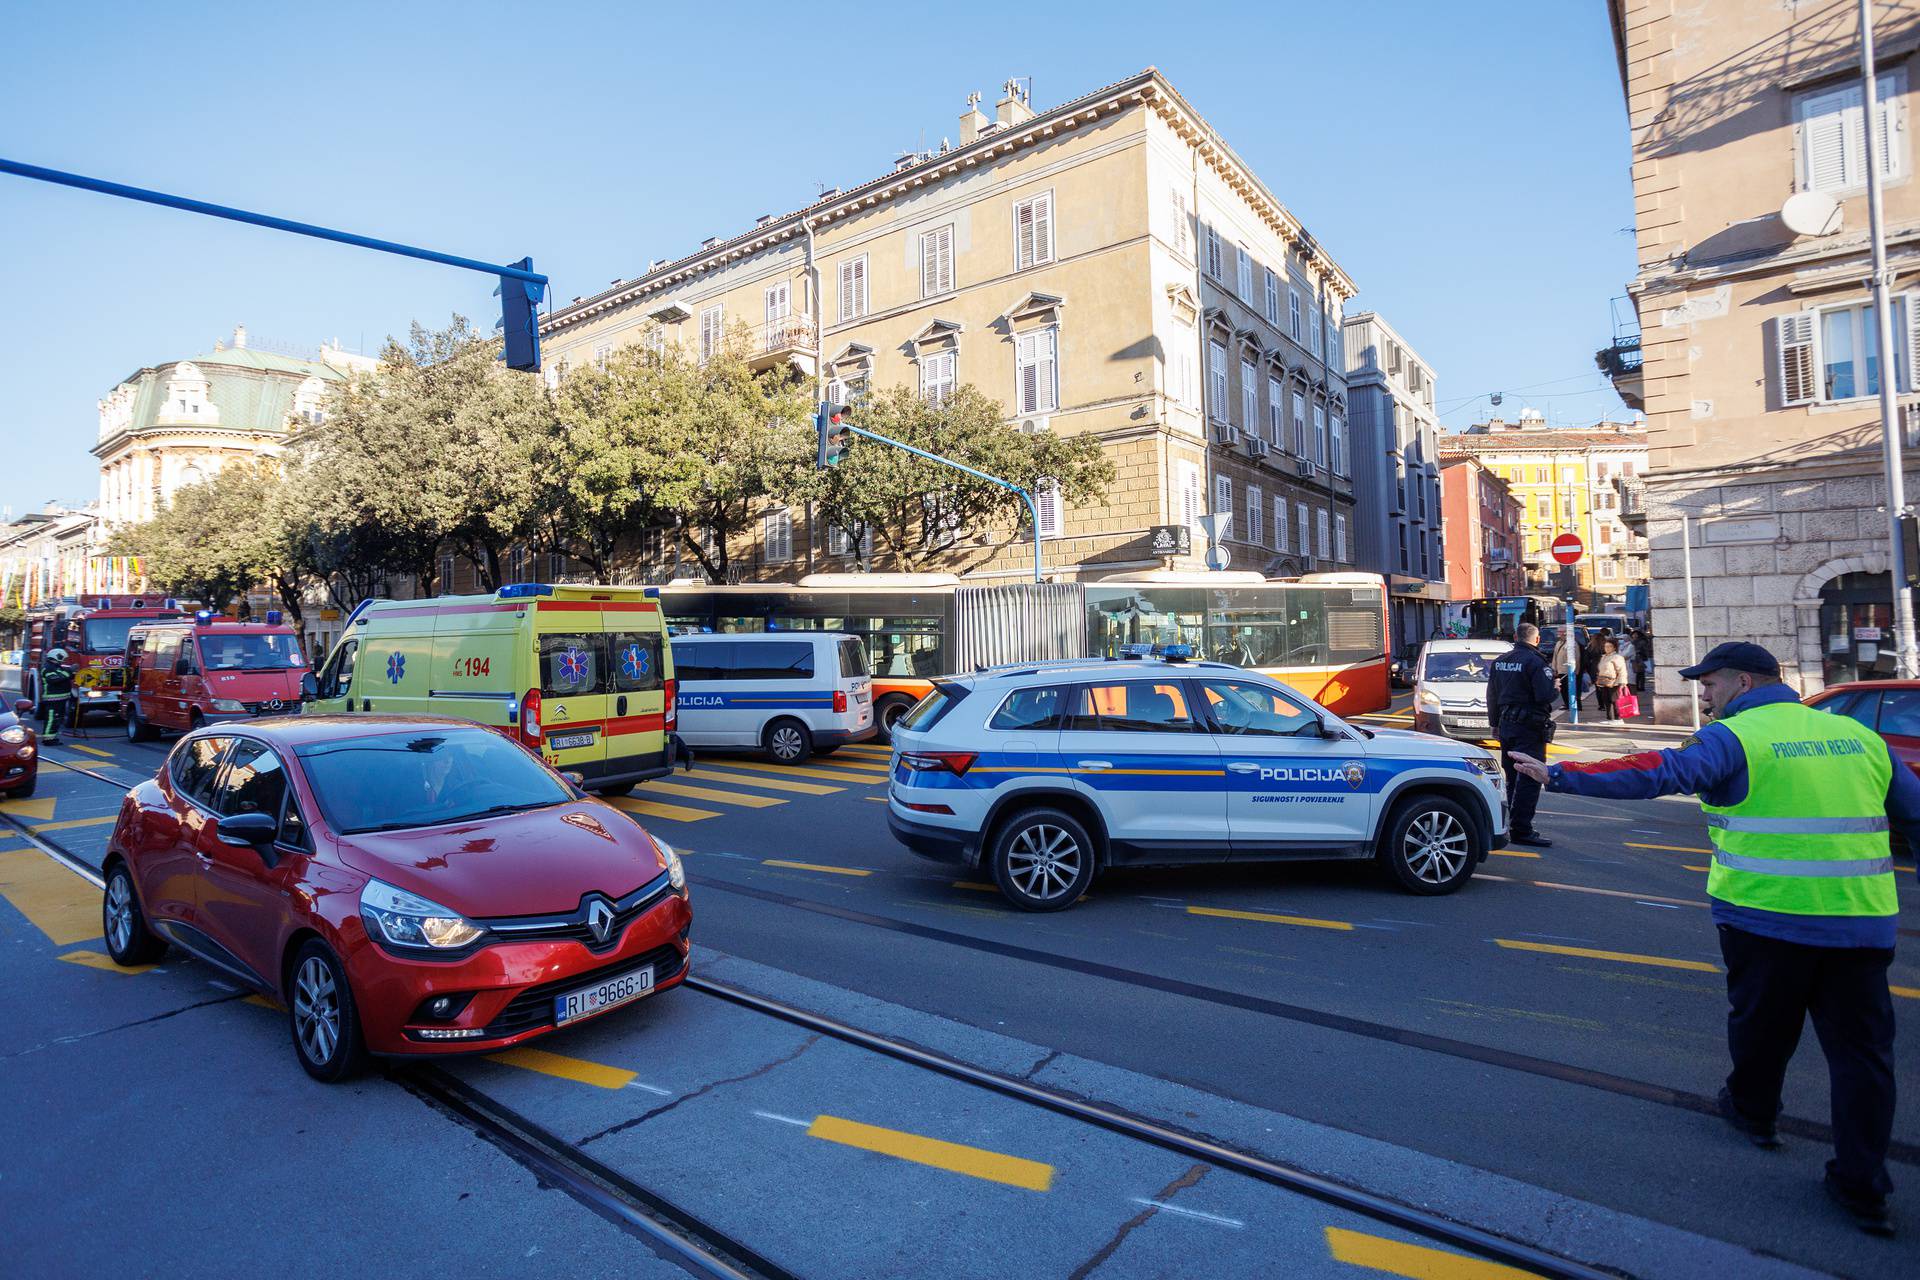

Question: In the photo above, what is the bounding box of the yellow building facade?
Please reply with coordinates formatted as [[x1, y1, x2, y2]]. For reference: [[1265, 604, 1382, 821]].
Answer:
[[539, 70, 1358, 583]]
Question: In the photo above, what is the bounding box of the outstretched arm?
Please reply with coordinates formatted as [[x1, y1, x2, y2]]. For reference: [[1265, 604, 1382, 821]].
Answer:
[[1511, 725, 1742, 801]]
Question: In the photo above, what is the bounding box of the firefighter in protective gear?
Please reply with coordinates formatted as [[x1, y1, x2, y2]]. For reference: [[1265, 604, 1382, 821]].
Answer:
[[1512, 642, 1915, 1237], [39, 648, 74, 744]]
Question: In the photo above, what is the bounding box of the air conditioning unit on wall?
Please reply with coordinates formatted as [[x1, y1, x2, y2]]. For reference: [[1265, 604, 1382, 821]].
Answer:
[[1018, 415, 1051, 435], [1211, 421, 1241, 446]]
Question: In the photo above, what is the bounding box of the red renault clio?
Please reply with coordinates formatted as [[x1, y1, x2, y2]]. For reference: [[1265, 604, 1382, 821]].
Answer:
[[100, 714, 691, 1081]]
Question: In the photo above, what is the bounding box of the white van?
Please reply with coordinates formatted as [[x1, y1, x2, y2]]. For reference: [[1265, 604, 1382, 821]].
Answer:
[[671, 632, 875, 763], [1412, 637, 1512, 741]]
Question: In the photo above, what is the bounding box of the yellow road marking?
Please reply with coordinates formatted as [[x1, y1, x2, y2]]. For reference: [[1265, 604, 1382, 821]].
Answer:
[[686, 767, 840, 796], [1625, 842, 1712, 854], [1545, 744, 1581, 756], [811, 756, 891, 773], [1489, 849, 1541, 859], [839, 745, 892, 758], [244, 994, 282, 1010], [806, 1114, 1053, 1191], [641, 780, 785, 809], [61, 744, 114, 759], [58, 949, 152, 975], [1495, 937, 1718, 973], [606, 796, 720, 823], [0, 796, 57, 820], [489, 1045, 636, 1090], [29, 816, 117, 834], [1685, 865, 1710, 872], [0, 827, 20, 840], [700, 758, 884, 784], [1325, 1226, 1539, 1279], [1893, 985, 1919, 1000], [1188, 905, 1353, 931], [764, 859, 871, 877], [952, 881, 998, 892], [863, 796, 887, 802], [0, 846, 99, 945]]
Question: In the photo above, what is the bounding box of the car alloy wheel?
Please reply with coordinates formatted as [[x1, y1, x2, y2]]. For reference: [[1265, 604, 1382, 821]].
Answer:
[[1005, 823, 1083, 901], [105, 875, 133, 954], [1403, 810, 1469, 886], [765, 719, 810, 764], [294, 955, 342, 1065]]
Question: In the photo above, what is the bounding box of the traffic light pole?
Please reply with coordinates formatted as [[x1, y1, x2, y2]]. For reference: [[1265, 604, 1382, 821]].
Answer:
[[0, 157, 548, 369], [831, 417, 1045, 584]]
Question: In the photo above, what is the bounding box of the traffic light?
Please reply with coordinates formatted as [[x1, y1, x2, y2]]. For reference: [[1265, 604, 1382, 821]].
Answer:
[[815, 401, 852, 467], [500, 257, 544, 372]]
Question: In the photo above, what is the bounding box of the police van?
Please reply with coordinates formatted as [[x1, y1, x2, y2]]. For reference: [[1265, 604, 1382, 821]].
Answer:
[[306, 584, 678, 795], [886, 649, 1506, 910], [670, 632, 875, 763]]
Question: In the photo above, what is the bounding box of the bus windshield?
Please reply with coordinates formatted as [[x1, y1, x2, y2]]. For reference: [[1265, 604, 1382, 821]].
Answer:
[[197, 633, 305, 671], [80, 617, 139, 653]]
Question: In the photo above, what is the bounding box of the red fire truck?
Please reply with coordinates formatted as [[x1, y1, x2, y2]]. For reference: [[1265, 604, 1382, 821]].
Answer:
[[23, 595, 185, 726]]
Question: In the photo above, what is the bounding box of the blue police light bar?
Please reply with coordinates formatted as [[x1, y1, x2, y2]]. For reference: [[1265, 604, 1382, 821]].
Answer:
[[345, 598, 376, 628], [1119, 643, 1155, 658], [497, 583, 554, 599], [194, 610, 214, 626], [265, 610, 283, 625], [163, 598, 179, 610], [643, 586, 660, 599], [1157, 643, 1195, 661]]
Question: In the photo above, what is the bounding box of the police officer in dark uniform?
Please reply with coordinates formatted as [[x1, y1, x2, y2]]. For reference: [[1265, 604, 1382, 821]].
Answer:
[[1486, 622, 1555, 848]]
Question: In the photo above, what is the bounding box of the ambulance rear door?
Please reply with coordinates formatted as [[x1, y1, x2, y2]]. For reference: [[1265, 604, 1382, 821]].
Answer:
[[603, 599, 667, 776], [533, 605, 610, 774]]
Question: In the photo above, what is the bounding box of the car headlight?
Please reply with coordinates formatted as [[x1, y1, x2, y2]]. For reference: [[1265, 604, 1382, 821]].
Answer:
[[210, 698, 247, 713], [655, 838, 686, 893], [1467, 755, 1502, 781], [1416, 689, 1441, 709], [0, 726, 25, 745], [360, 878, 484, 951]]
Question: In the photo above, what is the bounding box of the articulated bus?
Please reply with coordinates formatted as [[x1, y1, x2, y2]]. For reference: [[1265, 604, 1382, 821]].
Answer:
[[657, 571, 1389, 736]]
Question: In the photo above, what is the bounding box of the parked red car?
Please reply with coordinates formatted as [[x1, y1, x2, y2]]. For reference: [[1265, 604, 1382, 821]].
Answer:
[[0, 697, 40, 798], [1804, 679, 1920, 779], [101, 714, 691, 1081]]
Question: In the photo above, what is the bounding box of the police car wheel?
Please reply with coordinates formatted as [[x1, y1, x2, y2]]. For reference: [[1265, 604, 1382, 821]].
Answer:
[[1378, 795, 1478, 895], [103, 862, 166, 966], [989, 808, 1096, 912], [764, 718, 812, 764]]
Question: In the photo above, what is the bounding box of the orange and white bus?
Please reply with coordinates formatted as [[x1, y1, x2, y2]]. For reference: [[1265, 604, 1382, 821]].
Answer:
[[658, 571, 1388, 737]]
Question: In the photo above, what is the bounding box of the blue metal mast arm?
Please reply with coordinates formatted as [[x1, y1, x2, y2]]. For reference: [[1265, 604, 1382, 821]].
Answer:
[[0, 157, 546, 286], [843, 422, 1044, 583]]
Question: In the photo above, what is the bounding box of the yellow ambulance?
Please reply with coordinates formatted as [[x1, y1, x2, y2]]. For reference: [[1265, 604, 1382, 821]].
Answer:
[[306, 583, 679, 794]]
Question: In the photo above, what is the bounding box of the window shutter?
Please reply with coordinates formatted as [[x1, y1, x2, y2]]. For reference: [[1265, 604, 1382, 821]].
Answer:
[[1775, 313, 1816, 406], [1248, 486, 1264, 548], [1036, 329, 1057, 412], [1214, 475, 1232, 537], [1180, 461, 1202, 530], [1036, 477, 1060, 538], [1336, 514, 1348, 563], [1241, 359, 1257, 428], [1268, 377, 1284, 443], [1316, 509, 1330, 559], [1275, 497, 1289, 551], [938, 226, 953, 292], [1015, 198, 1035, 269], [1805, 87, 1852, 190], [1298, 505, 1310, 557]]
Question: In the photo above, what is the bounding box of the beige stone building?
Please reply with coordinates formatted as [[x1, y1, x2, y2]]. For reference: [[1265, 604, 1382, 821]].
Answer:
[[538, 70, 1358, 583], [1439, 415, 1650, 603], [1604, 0, 1920, 718], [92, 325, 374, 528]]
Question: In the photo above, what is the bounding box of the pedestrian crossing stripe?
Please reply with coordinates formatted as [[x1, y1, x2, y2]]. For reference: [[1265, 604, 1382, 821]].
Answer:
[[702, 758, 886, 785], [640, 780, 785, 809], [606, 796, 720, 824], [682, 767, 841, 796]]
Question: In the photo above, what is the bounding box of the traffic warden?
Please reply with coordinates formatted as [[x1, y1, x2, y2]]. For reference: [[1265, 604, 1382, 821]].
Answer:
[[38, 648, 73, 745], [1512, 642, 1914, 1236], [1486, 622, 1555, 848]]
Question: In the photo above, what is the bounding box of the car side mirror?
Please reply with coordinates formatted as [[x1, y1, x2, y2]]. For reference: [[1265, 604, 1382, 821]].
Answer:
[[216, 812, 279, 849], [13, 699, 32, 716], [300, 672, 319, 702]]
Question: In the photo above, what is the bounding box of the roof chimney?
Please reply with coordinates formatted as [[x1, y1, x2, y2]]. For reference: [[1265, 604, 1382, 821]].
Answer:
[[995, 77, 1034, 128], [701, 236, 720, 249], [959, 91, 990, 145], [231, 324, 247, 350]]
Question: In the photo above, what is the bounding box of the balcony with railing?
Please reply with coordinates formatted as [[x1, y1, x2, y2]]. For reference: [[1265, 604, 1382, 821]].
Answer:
[[1594, 296, 1644, 411], [752, 314, 818, 375], [1616, 476, 1647, 532]]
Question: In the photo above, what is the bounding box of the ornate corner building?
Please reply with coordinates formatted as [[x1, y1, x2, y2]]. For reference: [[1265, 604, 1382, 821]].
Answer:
[[537, 69, 1363, 584]]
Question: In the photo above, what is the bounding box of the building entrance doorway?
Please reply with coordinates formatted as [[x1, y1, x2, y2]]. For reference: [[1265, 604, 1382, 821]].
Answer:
[[1819, 571, 1901, 685]]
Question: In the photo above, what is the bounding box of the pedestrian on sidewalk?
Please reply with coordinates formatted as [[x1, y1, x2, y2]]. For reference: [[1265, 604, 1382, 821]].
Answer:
[[1510, 642, 1913, 1237], [38, 648, 73, 745], [1552, 628, 1580, 713], [1595, 639, 1629, 721], [1488, 622, 1556, 849]]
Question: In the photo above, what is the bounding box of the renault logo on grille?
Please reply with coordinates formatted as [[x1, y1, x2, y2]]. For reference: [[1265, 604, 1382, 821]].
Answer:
[[585, 896, 615, 944]]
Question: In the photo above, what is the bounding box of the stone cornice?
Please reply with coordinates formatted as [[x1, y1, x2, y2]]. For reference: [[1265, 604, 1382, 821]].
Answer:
[[543, 69, 1355, 338]]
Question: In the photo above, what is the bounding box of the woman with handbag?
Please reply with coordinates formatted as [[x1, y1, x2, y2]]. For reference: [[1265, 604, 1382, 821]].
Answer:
[[1595, 638, 1629, 721]]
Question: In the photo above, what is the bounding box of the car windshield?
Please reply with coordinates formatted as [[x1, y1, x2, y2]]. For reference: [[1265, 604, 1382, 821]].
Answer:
[[81, 618, 139, 653], [1423, 652, 1499, 682], [297, 728, 572, 834], [198, 633, 305, 671]]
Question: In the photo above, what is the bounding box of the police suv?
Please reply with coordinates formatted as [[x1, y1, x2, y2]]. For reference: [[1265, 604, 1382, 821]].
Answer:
[[886, 649, 1507, 911]]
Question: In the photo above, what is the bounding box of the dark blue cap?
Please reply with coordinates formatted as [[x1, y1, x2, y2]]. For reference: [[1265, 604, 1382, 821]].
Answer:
[[1678, 641, 1780, 680]]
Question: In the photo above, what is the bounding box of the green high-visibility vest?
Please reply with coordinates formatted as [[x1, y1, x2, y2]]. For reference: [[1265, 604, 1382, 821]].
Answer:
[[1702, 700, 1898, 918]]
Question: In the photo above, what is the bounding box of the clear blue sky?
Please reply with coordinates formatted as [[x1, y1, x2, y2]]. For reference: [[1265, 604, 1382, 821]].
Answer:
[[0, 0, 1635, 515]]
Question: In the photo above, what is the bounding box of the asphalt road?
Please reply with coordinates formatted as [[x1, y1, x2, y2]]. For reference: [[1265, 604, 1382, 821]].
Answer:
[[1, 695, 1914, 1278]]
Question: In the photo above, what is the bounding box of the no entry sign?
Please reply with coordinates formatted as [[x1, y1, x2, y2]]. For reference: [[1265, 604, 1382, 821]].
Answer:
[[1550, 533, 1585, 565]]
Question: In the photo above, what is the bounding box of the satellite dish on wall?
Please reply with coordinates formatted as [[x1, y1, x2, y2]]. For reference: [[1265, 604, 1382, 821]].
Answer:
[[1780, 190, 1843, 238]]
